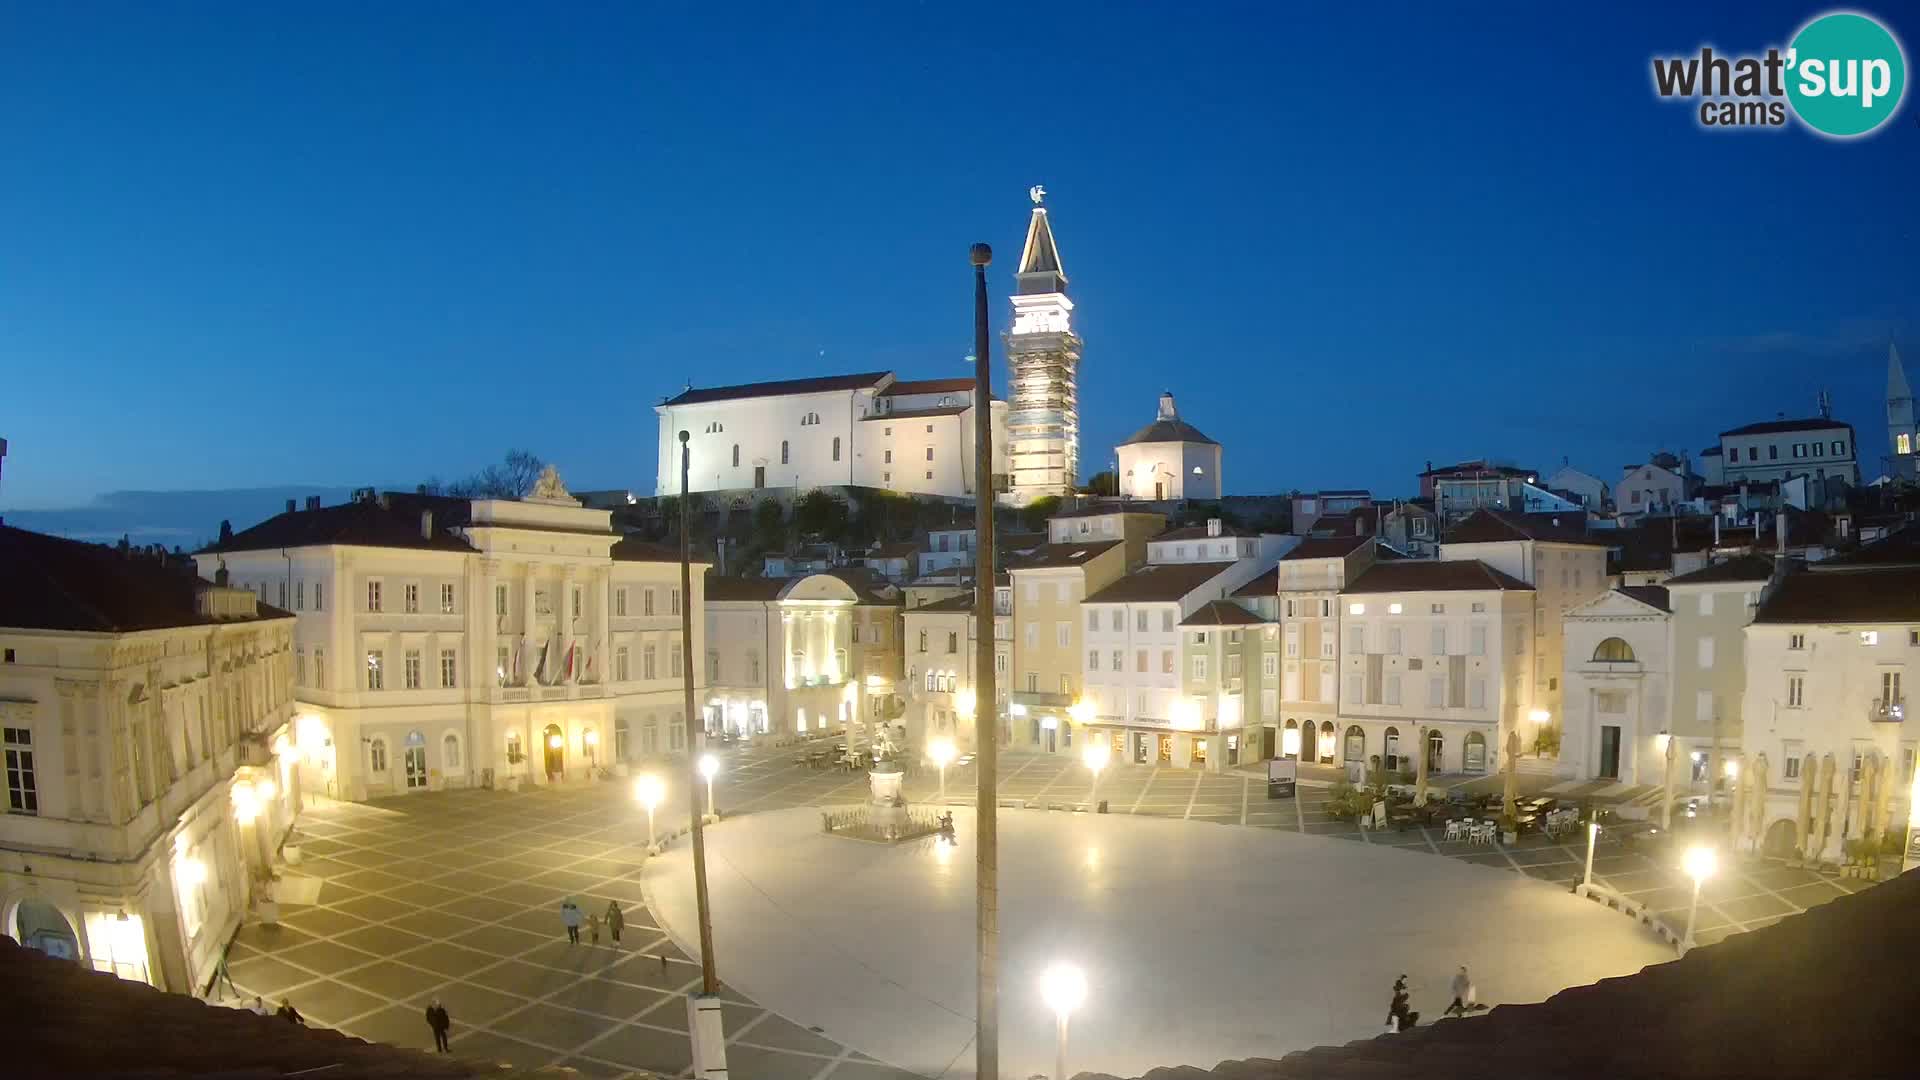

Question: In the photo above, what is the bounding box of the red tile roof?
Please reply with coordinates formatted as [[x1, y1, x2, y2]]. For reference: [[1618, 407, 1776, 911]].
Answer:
[[878, 377, 978, 396], [661, 371, 891, 406], [202, 493, 480, 555], [1279, 536, 1372, 560], [1662, 555, 1775, 585], [1, 525, 292, 633], [1344, 560, 1532, 594], [1180, 600, 1270, 627], [1231, 567, 1278, 598], [1443, 510, 1605, 547], [1084, 561, 1238, 603], [1720, 416, 1853, 436], [1008, 541, 1121, 569], [1752, 565, 1920, 624]]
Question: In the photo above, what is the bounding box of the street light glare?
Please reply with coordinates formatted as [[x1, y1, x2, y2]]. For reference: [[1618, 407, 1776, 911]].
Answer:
[[698, 754, 720, 781], [1683, 846, 1717, 884], [1039, 963, 1087, 1016], [635, 774, 665, 809], [1081, 743, 1108, 773], [928, 738, 957, 768]]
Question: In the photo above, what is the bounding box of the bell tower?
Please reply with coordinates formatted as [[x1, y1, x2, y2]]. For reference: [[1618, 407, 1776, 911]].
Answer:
[[1890, 342, 1916, 482], [1003, 186, 1082, 504]]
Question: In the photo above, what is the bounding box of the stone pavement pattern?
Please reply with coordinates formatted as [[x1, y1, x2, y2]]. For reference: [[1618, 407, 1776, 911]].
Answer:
[[227, 783, 913, 1080], [229, 743, 1875, 1077]]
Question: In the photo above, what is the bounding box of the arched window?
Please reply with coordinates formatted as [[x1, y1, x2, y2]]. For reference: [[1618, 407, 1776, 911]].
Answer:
[[832, 436, 841, 462], [1343, 724, 1365, 762], [1425, 729, 1444, 772], [781, 440, 790, 465], [732, 444, 740, 468], [443, 732, 462, 770], [1318, 720, 1336, 763], [1383, 726, 1401, 772], [1593, 637, 1636, 662], [1464, 731, 1489, 773]]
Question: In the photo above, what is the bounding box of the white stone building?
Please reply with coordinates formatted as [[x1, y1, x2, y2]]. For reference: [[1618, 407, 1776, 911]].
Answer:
[[704, 569, 903, 741], [1115, 393, 1222, 501], [1737, 533, 1918, 862], [653, 373, 1008, 501], [1334, 559, 1538, 778], [197, 474, 706, 801], [1716, 417, 1856, 507], [1, 526, 299, 995], [1562, 586, 1674, 786]]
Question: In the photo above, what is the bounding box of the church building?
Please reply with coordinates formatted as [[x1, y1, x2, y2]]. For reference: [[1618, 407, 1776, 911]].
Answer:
[[1116, 392, 1222, 500]]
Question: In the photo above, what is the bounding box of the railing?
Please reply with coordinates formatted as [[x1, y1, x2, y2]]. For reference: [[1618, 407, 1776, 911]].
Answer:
[[1870, 697, 1906, 723], [1581, 660, 1644, 676], [1011, 689, 1073, 709]]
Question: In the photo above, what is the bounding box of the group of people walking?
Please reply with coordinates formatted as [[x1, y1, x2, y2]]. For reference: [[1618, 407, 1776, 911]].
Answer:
[[1386, 966, 1487, 1032], [559, 897, 626, 945]]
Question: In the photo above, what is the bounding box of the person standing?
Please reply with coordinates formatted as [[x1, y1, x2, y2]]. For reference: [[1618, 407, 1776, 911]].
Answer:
[[249, 995, 270, 1017], [277, 998, 304, 1025], [560, 899, 582, 944], [425, 998, 452, 1053], [587, 911, 601, 946], [605, 901, 624, 945], [1447, 966, 1475, 1016]]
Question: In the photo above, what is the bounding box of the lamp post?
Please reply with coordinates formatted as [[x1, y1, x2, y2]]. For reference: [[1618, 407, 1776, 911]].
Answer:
[[1039, 963, 1087, 1080], [929, 737, 958, 804], [677, 428, 725, 1079], [968, 239, 1000, 1080], [1581, 815, 1599, 890], [699, 754, 720, 821], [635, 774, 664, 851], [1682, 846, 1716, 949], [1080, 741, 1108, 810]]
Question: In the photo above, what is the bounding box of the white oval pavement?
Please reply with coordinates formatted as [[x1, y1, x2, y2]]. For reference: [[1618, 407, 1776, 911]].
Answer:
[[643, 807, 1673, 1080]]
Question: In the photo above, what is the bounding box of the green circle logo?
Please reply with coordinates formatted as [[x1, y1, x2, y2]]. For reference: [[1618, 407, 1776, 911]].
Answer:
[[1787, 12, 1907, 137]]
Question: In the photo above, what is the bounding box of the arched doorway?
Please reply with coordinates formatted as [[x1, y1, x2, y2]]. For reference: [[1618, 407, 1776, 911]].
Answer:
[[1343, 725, 1365, 764], [1319, 721, 1336, 764], [402, 730, 428, 790], [1464, 731, 1488, 773], [11, 898, 80, 961], [1284, 719, 1300, 760], [1426, 729, 1444, 773], [1761, 818, 1798, 859], [542, 724, 564, 781], [1383, 727, 1402, 773]]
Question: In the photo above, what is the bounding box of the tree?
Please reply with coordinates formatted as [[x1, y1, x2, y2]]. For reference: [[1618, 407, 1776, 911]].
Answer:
[[793, 489, 848, 541], [1018, 495, 1062, 533], [754, 498, 786, 549], [1084, 470, 1118, 497], [435, 449, 545, 499], [218, 519, 234, 544]]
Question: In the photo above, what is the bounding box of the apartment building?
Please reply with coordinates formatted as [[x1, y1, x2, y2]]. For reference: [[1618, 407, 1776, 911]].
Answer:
[[1739, 534, 1918, 862], [1439, 510, 1609, 764], [1274, 536, 1379, 763], [706, 568, 902, 741], [1008, 541, 1130, 753], [198, 473, 705, 799], [1334, 560, 1536, 777], [2, 526, 298, 995]]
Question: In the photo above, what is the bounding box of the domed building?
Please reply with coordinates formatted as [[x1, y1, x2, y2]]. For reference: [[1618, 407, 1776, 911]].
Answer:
[[1116, 392, 1222, 500]]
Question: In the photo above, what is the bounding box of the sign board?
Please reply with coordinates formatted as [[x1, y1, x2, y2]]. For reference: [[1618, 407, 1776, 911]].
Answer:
[[1266, 758, 1298, 799]]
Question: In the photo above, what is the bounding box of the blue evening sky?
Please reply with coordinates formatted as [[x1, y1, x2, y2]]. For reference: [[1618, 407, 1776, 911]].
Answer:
[[2, 1, 1916, 511]]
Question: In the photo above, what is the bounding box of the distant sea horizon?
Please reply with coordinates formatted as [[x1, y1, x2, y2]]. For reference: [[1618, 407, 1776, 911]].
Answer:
[[0, 485, 376, 549]]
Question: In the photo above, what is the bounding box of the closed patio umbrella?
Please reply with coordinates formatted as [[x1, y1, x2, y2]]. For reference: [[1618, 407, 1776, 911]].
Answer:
[[1849, 755, 1872, 851], [1729, 754, 1747, 851], [1502, 729, 1521, 822], [1795, 753, 1815, 856], [1873, 753, 1897, 848], [1749, 754, 1769, 852], [1414, 725, 1430, 808], [1660, 735, 1679, 831], [1810, 755, 1837, 863]]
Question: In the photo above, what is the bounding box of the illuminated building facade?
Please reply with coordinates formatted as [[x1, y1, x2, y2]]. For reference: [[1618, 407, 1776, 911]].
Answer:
[[1005, 186, 1082, 503]]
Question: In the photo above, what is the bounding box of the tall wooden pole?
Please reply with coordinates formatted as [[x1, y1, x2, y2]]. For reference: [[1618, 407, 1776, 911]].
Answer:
[[680, 430, 719, 995], [969, 241, 999, 1080]]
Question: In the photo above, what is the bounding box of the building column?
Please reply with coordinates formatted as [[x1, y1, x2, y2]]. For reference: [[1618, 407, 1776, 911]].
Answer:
[[781, 610, 795, 688], [522, 566, 539, 684], [594, 567, 612, 685]]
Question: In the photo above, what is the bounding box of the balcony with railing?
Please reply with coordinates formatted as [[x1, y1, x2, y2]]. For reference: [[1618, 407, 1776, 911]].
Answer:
[[1870, 697, 1906, 723]]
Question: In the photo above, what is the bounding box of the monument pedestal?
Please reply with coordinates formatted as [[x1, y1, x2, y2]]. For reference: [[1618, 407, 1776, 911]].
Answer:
[[869, 767, 907, 837]]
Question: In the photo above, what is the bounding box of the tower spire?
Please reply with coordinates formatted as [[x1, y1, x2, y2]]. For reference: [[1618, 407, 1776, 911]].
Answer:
[[1016, 186, 1067, 296], [1890, 340, 1913, 404]]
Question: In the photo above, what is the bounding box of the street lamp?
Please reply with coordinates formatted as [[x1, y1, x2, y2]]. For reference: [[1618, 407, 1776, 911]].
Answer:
[[698, 754, 720, 821], [1581, 816, 1599, 890], [635, 774, 664, 851], [1528, 708, 1550, 756], [1682, 845, 1717, 948], [1081, 741, 1109, 809], [1039, 963, 1087, 1080], [929, 737, 958, 803]]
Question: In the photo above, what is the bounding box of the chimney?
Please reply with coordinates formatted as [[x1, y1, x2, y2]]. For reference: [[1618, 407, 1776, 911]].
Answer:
[[1207, 518, 1222, 537], [214, 562, 230, 587], [1712, 515, 1721, 545], [305, 496, 321, 511], [1775, 510, 1788, 553], [377, 493, 390, 510], [420, 510, 434, 540], [285, 498, 296, 514]]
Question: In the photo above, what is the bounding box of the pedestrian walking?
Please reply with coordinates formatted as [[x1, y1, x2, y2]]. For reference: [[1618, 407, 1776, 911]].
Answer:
[[605, 900, 624, 944], [1446, 966, 1478, 1016], [1385, 975, 1418, 1032], [587, 912, 601, 945], [560, 899, 582, 944], [425, 997, 452, 1053], [277, 998, 304, 1025]]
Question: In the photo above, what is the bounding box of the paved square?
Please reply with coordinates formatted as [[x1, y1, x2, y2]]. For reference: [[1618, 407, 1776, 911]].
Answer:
[[226, 744, 1871, 1078]]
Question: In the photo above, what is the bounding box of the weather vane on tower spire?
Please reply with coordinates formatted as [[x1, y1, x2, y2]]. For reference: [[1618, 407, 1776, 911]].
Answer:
[[1029, 184, 1046, 206]]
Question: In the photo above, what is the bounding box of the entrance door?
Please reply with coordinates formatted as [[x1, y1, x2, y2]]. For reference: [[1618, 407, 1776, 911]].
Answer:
[[542, 723, 565, 780], [1157, 734, 1173, 764], [1135, 733, 1150, 764], [1042, 725, 1056, 753], [1599, 725, 1622, 780], [404, 746, 428, 789], [1262, 727, 1276, 761], [754, 466, 766, 487]]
